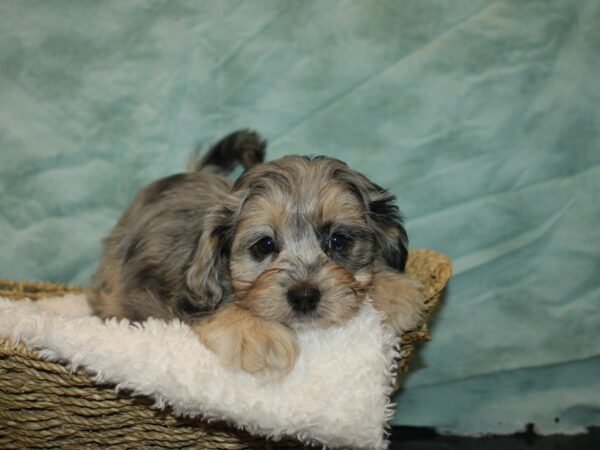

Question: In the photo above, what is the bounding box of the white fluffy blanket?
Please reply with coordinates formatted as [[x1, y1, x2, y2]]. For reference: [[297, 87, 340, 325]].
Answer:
[[0, 294, 400, 449]]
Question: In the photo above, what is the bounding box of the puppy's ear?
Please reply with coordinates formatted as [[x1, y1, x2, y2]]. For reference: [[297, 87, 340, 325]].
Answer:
[[367, 190, 409, 271], [185, 196, 240, 310], [337, 169, 409, 271]]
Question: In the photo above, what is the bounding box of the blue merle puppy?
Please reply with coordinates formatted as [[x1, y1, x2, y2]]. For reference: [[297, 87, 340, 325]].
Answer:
[[89, 130, 424, 377]]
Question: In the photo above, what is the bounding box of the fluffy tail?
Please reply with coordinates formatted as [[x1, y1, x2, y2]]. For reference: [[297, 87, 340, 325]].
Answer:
[[189, 129, 267, 175]]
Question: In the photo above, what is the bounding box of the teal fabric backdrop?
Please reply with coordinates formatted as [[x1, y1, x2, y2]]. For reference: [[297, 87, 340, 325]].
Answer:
[[1, 0, 599, 435]]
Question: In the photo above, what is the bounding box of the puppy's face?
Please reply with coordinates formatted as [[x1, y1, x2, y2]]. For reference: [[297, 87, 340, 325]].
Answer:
[[222, 156, 407, 328]]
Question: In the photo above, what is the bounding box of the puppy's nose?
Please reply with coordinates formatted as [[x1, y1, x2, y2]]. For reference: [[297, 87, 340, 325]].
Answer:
[[286, 285, 321, 314]]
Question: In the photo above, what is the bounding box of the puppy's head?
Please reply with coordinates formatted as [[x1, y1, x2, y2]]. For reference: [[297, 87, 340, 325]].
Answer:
[[189, 156, 408, 327]]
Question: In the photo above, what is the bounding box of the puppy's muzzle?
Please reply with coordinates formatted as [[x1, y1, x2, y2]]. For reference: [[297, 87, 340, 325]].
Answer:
[[287, 285, 321, 314]]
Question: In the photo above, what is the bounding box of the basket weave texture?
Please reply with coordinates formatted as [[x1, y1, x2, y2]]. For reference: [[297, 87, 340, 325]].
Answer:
[[0, 249, 451, 449]]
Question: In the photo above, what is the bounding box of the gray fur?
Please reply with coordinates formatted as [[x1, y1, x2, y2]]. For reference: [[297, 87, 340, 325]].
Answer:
[[88, 130, 263, 321]]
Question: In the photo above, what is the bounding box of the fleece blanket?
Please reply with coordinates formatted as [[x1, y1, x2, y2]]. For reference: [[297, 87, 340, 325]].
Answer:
[[0, 294, 399, 450]]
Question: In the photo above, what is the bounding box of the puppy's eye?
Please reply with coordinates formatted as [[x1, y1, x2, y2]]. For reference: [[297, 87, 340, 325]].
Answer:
[[253, 236, 276, 255], [329, 233, 348, 251]]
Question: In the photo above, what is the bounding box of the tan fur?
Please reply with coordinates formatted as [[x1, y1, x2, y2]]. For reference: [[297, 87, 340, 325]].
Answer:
[[192, 303, 299, 377], [319, 183, 365, 224], [369, 266, 425, 333]]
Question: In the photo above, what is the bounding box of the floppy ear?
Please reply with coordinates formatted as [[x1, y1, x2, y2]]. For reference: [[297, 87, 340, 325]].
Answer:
[[185, 197, 240, 311], [367, 190, 409, 271], [337, 169, 409, 272]]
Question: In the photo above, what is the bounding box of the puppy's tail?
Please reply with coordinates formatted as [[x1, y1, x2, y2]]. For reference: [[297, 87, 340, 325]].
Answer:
[[188, 129, 266, 175]]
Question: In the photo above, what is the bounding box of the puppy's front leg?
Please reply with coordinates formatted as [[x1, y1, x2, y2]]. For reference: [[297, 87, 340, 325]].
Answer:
[[192, 303, 299, 377], [370, 269, 425, 334]]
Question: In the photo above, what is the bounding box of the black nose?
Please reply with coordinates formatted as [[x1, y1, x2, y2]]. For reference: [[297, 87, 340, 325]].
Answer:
[[286, 285, 321, 314]]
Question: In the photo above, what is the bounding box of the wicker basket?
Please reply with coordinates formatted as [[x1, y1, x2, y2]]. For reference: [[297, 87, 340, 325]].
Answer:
[[0, 249, 451, 449]]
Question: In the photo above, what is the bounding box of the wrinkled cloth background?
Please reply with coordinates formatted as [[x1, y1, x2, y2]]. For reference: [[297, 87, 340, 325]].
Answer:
[[1, 0, 598, 436]]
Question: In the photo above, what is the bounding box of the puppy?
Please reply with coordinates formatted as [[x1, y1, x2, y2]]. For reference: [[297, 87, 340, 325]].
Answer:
[[88, 130, 424, 377]]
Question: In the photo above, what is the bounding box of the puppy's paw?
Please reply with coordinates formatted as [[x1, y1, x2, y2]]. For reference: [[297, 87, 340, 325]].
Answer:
[[371, 271, 426, 334], [236, 319, 299, 377], [385, 278, 426, 333], [193, 304, 298, 378]]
